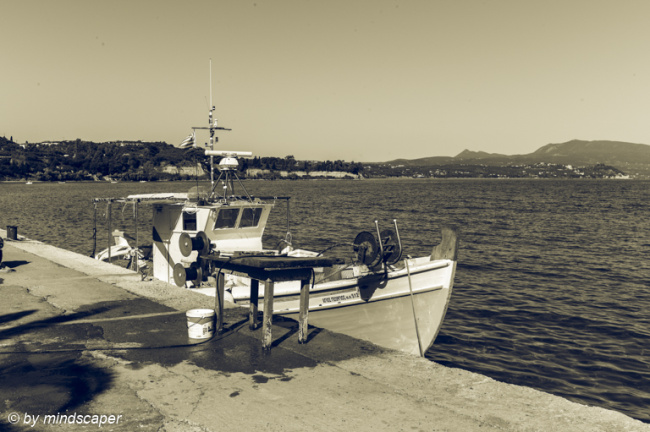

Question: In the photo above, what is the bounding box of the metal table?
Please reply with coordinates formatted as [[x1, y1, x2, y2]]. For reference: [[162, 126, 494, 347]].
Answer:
[[201, 253, 343, 350]]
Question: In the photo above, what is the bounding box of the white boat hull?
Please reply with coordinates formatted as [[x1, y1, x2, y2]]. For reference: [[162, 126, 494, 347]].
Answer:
[[225, 256, 456, 355], [286, 283, 452, 356]]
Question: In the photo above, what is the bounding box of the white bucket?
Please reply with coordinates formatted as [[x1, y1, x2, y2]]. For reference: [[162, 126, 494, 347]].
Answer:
[[186, 309, 215, 339]]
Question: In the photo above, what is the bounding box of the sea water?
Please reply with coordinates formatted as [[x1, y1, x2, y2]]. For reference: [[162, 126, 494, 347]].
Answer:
[[1, 178, 649, 422]]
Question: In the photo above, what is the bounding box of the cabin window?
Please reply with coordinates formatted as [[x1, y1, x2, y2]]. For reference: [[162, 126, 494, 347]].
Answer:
[[214, 208, 240, 229], [239, 207, 263, 228], [183, 211, 197, 231]]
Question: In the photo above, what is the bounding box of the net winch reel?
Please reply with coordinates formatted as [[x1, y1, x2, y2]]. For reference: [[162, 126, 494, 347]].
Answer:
[[174, 231, 212, 287], [352, 220, 403, 268], [179, 231, 211, 257], [173, 261, 204, 288]]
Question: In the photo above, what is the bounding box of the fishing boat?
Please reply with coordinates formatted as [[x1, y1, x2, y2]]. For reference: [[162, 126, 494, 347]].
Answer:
[[93, 66, 459, 356], [226, 225, 458, 356]]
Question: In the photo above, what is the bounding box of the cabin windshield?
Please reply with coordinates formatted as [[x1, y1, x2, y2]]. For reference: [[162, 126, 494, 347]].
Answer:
[[240, 207, 263, 227], [214, 208, 240, 229]]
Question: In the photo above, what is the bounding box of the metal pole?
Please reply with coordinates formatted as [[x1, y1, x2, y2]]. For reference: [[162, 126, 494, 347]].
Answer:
[[374, 220, 384, 263], [405, 258, 424, 357], [392, 219, 403, 255], [107, 201, 112, 263], [209, 59, 215, 190], [287, 198, 291, 235], [92, 201, 97, 257], [210, 155, 214, 189], [134, 201, 139, 272]]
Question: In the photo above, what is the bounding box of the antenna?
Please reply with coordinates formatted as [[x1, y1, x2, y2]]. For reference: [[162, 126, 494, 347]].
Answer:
[[192, 59, 236, 201], [209, 58, 213, 111], [208, 59, 215, 187]]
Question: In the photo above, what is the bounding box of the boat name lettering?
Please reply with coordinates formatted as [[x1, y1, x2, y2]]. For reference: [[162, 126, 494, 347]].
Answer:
[[322, 291, 360, 303]]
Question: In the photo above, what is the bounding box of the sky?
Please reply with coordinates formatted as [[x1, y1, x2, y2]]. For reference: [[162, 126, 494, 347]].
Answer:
[[3, 0, 650, 162]]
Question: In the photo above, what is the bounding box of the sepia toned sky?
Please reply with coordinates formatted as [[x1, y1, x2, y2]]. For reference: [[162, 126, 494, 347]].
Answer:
[[3, 0, 650, 161]]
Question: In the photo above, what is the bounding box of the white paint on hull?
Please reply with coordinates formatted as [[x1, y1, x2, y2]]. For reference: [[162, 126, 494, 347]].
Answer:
[[214, 258, 457, 355], [284, 285, 452, 356]]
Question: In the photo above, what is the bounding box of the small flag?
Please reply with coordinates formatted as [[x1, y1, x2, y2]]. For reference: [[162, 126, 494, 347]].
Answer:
[[179, 132, 195, 148]]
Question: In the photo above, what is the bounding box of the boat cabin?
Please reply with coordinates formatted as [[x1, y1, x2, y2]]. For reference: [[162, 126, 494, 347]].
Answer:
[[151, 198, 274, 284]]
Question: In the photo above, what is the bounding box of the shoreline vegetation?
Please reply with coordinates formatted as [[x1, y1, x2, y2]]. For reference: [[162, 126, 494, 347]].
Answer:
[[0, 137, 635, 182]]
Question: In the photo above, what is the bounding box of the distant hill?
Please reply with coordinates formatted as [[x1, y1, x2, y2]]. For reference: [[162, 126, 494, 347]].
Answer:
[[527, 140, 650, 165], [388, 140, 650, 176], [0, 138, 364, 181]]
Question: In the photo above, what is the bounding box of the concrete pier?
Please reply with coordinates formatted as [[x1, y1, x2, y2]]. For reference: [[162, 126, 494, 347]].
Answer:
[[1, 232, 648, 431]]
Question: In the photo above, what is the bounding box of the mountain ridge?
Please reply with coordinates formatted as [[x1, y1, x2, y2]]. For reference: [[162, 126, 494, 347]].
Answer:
[[387, 139, 650, 176]]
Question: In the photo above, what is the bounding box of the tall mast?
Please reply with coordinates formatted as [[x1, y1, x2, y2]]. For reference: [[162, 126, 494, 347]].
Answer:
[[193, 59, 232, 200], [210, 58, 213, 113], [209, 59, 215, 188]]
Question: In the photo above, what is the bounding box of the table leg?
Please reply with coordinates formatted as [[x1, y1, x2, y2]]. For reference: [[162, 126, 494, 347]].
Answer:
[[215, 271, 224, 334], [298, 278, 310, 343], [262, 279, 275, 350], [249, 279, 259, 330]]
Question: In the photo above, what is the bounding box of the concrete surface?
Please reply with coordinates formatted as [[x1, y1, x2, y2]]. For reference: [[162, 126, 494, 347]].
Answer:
[[1, 232, 649, 432]]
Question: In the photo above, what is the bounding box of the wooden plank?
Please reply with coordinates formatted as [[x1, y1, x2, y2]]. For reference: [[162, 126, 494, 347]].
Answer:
[[203, 254, 342, 270], [243, 267, 313, 282], [242, 256, 341, 268], [298, 278, 310, 344], [249, 279, 259, 330], [262, 279, 275, 350], [215, 272, 225, 334], [200, 258, 316, 282]]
